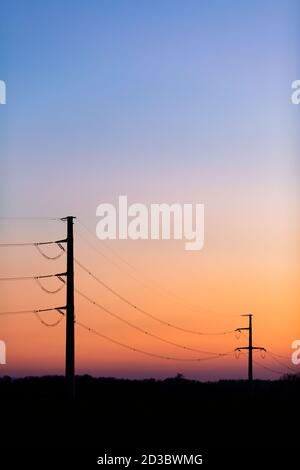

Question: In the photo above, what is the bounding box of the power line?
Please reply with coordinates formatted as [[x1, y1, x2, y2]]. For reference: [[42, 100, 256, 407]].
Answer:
[[35, 243, 65, 260], [253, 359, 287, 376], [0, 273, 66, 293], [253, 353, 299, 376], [0, 217, 61, 220], [0, 240, 64, 247], [77, 221, 236, 317], [34, 276, 65, 294], [76, 319, 232, 363], [0, 218, 292, 381], [34, 309, 65, 327], [0, 273, 66, 281], [265, 350, 293, 361], [250, 331, 297, 360], [75, 228, 146, 285], [75, 258, 235, 336], [77, 220, 149, 276], [248, 337, 295, 366], [266, 352, 298, 374], [0, 306, 66, 316], [245, 334, 295, 366], [76, 288, 231, 357]]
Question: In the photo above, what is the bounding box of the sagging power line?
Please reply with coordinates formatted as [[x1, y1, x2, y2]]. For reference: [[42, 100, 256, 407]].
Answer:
[[75, 320, 233, 363], [76, 288, 231, 357], [77, 220, 239, 318], [0, 307, 66, 316], [0, 216, 295, 398], [75, 258, 235, 336], [0, 273, 66, 281]]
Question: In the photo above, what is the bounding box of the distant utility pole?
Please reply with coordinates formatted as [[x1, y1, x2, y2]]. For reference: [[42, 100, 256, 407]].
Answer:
[[235, 314, 265, 382], [62, 216, 76, 400]]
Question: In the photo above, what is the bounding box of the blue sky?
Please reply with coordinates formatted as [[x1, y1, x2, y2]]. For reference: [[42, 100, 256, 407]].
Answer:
[[0, 0, 298, 215]]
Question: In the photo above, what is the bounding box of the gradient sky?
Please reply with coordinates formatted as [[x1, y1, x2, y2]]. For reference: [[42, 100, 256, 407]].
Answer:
[[0, 0, 299, 380]]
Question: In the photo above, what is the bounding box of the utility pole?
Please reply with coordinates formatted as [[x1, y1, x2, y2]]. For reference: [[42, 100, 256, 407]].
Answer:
[[235, 314, 265, 382], [63, 216, 76, 400]]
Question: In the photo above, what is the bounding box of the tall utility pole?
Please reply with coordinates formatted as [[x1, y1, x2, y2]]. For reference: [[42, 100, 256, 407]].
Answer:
[[235, 314, 265, 382], [63, 216, 76, 400]]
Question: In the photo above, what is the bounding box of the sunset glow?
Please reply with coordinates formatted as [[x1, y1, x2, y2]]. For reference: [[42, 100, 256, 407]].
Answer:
[[0, 0, 299, 381]]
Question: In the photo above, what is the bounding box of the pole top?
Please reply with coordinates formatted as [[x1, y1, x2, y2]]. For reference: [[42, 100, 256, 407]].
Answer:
[[61, 216, 76, 221], [241, 313, 253, 317]]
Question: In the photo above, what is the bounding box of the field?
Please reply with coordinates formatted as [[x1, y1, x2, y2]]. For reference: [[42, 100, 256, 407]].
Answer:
[[0, 375, 299, 467]]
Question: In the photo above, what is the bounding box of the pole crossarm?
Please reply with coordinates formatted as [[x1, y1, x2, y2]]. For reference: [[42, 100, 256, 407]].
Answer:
[[55, 238, 67, 244]]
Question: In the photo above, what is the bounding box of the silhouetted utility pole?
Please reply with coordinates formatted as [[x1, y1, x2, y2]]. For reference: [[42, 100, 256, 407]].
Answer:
[[235, 314, 265, 382], [62, 216, 76, 400]]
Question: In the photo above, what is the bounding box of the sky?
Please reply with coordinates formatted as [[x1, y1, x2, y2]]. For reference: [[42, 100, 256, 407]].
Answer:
[[0, 0, 299, 380]]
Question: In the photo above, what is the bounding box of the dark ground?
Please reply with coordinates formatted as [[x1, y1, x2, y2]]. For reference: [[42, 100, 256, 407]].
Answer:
[[0, 375, 299, 467]]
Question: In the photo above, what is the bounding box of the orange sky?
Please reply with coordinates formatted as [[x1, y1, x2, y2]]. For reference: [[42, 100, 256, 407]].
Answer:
[[0, 199, 299, 380]]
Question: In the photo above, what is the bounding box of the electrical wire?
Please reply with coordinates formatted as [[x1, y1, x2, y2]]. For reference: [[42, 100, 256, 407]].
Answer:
[[76, 319, 232, 362], [77, 223, 208, 316], [266, 352, 298, 374], [75, 258, 235, 336], [75, 229, 148, 287], [0, 273, 65, 281], [0, 240, 64, 247], [253, 359, 287, 375], [265, 351, 294, 361], [34, 309, 65, 327], [77, 221, 150, 282], [34, 276, 65, 294], [0, 307, 65, 316], [0, 217, 61, 220], [77, 221, 240, 318], [75, 288, 231, 357], [34, 243, 65, 260], [251, 334, 294, 362], [250, 337, 295, 364]]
